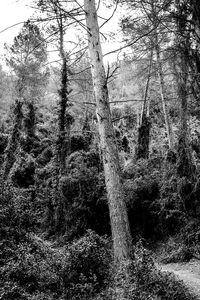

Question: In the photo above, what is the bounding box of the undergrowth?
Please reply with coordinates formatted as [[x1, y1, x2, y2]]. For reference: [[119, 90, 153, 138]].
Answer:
[[96, 241, 197, 300]]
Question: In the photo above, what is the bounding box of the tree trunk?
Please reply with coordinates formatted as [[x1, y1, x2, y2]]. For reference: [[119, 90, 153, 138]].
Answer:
[[136, 49, 152, 160], [175, 0, 194, 179], [55, 9, 74, 235], [84, 0, 132, 264], [136, 115, 151, 160], [140, 49, 153, 124], [176, 56, 194, 178], [57, 14, 70, 175], [154, 31, 174, 149]]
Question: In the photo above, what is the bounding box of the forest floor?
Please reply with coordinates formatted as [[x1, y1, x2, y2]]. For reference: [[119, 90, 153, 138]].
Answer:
[[157, 259, 200, 299]]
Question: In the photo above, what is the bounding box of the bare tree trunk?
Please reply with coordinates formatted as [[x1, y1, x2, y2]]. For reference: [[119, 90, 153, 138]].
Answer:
[[140, 49, 153, 124], [84, 0, 132, 264], [136, 49, 152, 160], [154, 32, 174, 149], [176, 55, 194, 178], [190, 1, 200, 100], [175, 0, 194, 179]]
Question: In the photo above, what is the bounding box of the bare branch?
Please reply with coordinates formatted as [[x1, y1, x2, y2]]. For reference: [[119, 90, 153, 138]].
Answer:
[[103, 23, 160, 58], [112, 114, 133, 123], [109, 99, 144, 104], [0, 20, 37, 35], [100, 0, 119, 29], [107, 64, 119, 80]]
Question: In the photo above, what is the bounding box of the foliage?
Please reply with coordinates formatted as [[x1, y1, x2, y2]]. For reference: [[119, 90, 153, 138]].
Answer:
[[0, 216, 111, 300], [10, 152, 35, 188], [0, 233, 64, 300], [2, 1, 200, 299], [57, 150, 109, 240], [6, 20, 48, 102], [135, 115, 151, 160], [123, 158, 160, 238], [100, 241, 196, 300], [0, 133, 8, 155], [61, 230, 111, 299]]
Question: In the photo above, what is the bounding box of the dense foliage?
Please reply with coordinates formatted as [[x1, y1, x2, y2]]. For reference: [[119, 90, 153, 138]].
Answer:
[[1, 0, 200, 299]]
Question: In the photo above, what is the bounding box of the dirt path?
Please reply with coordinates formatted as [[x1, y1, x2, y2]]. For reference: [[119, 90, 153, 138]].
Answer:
[[157, 259, 200, 299]]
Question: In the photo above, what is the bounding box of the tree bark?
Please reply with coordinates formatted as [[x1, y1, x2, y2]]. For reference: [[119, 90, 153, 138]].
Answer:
[[176, 55, 194, 178], [175, 0, 194, 179], [140, 48, 153, 124], [84, 0, 132, 264], [56, 12, 71, 175], [154, 32, 174, 149], [136, 49, 152, 160]]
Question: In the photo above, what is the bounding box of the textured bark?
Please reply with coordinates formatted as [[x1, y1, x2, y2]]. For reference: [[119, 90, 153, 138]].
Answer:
[[136, 50, 153, 160], [190, 1, 200, 99], [84, 0, 132, 264], [175, 0, 194, 179], [176, 61, 194, 178], [56, 13, 70, 174], [140, 49, 153, 124], [136, 114, 151, 160], [154, 33, 174, 149]]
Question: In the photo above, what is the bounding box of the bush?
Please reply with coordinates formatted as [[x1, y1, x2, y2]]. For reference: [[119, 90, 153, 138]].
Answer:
[[0, 182, 59, 299], [70, 134, 89, 153], [36, 147, 53, 167], [56, 150, 109, 240], [0, 234, 64, 300], [159, 209, 188, 237], [10, 153, 35, 188], [158, 165, 193, 237], [61, 230, 111, 299], [123, 159, 160, 239], [107, 242, 196, 300]]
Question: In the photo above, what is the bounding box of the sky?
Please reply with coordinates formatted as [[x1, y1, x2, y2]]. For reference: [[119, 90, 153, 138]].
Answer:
[[0, 0, 125, 68], [0, 0, 33, 49]]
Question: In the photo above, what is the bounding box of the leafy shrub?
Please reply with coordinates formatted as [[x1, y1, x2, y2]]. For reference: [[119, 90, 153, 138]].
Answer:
[[161, 244, 193, 264], [57, 150, 109, 240], [177, 177, 197, 216], [108, 242, 196, 300], [0, 183, 36, 242], [0, 234, 64, 300], [35, 148, 106, 239], [177, 135, 195, 179], [36, 147, 53, 167], [159, 209, 188, 236], [10, 153, 35, 188], [61, 230, 111, 299], [123, 159, 160, 238], [180, 220, 200, 257], [70, 134, 89, 153], [158, 165, 194, 237]]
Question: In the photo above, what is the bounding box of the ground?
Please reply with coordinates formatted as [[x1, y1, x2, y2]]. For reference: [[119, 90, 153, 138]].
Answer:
[[158, 259, 200, 299]]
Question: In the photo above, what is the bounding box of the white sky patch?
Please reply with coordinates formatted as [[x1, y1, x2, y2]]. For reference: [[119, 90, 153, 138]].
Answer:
[[0, 0, 33, 46], [0, 0, 126, 68]]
